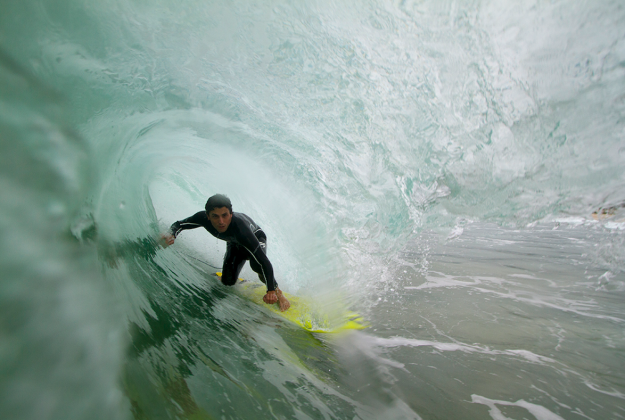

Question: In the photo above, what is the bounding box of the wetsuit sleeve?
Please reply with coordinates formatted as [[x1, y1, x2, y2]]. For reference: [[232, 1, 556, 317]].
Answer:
[[237, 224, 277, 292], [169, 211, 207, 238]]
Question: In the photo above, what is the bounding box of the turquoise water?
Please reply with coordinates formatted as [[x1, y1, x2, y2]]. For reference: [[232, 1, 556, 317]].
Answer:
[[2, 1, 625, 419]]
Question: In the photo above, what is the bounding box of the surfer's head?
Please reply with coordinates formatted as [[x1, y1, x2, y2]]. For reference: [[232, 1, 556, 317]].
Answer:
[[205, 194, 232, 214], [206, 194, 233, 233]]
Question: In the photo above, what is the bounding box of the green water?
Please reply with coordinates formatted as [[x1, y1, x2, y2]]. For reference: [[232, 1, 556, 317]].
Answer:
[[2, 1, 625, 419]]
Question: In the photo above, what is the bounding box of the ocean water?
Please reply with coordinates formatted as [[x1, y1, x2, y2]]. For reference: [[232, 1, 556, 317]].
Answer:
[[2, 1, 625, 419]]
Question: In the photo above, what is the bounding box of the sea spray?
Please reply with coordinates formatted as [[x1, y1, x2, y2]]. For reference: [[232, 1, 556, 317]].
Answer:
[[2, 1, 625, 419], [0, 51, 127, 420]]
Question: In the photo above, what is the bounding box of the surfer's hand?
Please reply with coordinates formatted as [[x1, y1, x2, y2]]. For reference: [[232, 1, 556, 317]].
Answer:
[[263, 291, 278, 305], [160, 234, 175, 247], [264, 290, 290, 311]]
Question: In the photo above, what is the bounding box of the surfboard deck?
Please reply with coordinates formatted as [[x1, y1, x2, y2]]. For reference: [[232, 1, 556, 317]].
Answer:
[[215, 272, 366, 333]]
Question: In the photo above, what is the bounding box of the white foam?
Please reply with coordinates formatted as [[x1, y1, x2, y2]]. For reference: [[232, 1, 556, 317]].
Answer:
[[368, 336, 558, 366], [471, 395, 566, 420], [405, 272, 625, 323]]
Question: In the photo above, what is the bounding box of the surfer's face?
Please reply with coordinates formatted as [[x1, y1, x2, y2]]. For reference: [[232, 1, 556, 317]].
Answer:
[[208, 207, 232, 233]]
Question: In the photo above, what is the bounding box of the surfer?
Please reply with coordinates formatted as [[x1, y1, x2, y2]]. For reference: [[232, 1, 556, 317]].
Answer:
[[161, 194, 291, 312]]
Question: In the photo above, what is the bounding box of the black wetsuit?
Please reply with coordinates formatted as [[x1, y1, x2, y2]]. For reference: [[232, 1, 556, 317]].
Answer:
[[170, 211, 277, 291]]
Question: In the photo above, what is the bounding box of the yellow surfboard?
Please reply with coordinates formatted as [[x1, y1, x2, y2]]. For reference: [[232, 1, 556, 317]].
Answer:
[[216, 273, 366, 333]]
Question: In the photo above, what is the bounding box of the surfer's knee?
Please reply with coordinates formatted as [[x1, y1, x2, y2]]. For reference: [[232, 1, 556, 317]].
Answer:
[[220, 274, 237, 286]]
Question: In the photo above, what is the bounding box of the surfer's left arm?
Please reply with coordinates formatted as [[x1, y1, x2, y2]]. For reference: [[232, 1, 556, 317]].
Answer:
[[239, 225, 290, 311], [251, 249, 290, 311]]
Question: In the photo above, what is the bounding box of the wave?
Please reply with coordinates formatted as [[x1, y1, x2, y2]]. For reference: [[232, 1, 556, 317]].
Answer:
[[2, 1, 625, 419]]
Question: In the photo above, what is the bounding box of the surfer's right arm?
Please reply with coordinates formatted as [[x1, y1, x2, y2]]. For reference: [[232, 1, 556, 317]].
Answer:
[[161, 211, 207, 246]]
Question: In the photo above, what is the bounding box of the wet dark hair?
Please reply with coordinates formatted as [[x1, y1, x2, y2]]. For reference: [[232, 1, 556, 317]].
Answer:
[[205, 194, 232, 214]]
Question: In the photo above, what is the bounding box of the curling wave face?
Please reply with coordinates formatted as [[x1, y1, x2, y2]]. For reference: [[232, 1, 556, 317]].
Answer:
[[2, 1, 625, 419]]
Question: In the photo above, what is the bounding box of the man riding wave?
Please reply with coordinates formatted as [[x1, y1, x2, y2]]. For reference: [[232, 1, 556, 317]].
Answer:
[[161, 194, 290, 311]]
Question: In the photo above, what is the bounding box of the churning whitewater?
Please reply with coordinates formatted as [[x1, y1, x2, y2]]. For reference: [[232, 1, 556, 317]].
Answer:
[[1, 1, 625, 419]]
